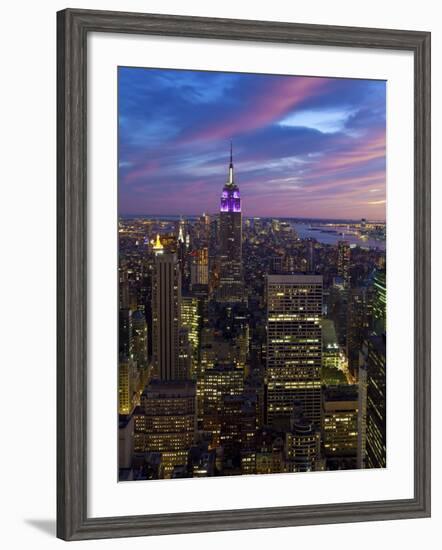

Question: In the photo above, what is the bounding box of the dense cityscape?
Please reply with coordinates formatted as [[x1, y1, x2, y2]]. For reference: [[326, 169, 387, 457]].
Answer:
[[118, 148, 386, 481]]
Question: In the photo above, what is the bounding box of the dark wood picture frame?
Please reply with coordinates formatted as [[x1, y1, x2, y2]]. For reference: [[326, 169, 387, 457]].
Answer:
[[57, 8, 431, 541]]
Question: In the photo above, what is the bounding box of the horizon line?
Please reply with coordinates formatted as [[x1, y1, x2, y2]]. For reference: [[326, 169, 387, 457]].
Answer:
[[119, 213, 386, 223]]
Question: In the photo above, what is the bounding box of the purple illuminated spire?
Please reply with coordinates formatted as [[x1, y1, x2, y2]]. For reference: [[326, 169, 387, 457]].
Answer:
[[220, 143, 241, 213]]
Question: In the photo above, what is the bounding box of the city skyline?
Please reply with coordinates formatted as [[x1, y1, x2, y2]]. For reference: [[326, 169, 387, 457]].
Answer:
[[119, 148, 386, 481], [118, 69, 386, 482], [119, 67, 386, 220]]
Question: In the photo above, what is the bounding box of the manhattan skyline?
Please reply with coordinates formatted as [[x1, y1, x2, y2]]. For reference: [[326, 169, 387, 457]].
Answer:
[[118, 67, 386, 220], [118, 147, 386, 480], [118, 66, 387, 481]]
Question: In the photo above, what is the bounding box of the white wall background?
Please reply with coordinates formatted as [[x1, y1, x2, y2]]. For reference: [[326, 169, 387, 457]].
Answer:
[[0, 0, 439, 548]]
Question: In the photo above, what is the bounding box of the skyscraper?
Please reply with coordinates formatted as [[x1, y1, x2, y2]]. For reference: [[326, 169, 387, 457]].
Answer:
[[152, 244, 182, 381], [190, 247, 209, 287], [119, 308, 133, 359], [266, 274, 323, 428], [337, 240, 351, 287], [118, 357, 137, 415], [202, 364, 244, 447], [346, 286, 372, 376], [372, 269, 387, 335], [322, 385, 358, 468], [141, 380, 197, 479], [132, 310, 148, 368], [218, 144, 243, 302], [180, 294, 200, 376], [321, 319, 345, 385], [360, 334, 386, 468]]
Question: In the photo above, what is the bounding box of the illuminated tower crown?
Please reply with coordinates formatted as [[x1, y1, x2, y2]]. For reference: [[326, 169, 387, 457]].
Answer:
[[220, 142, 241, 213], [153, 233, 164, 255]]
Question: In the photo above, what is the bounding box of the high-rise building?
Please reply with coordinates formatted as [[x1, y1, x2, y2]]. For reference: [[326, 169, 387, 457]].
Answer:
[[285, 414, 322, 473], [372, 269, 386, 335], [141, 380, 197, 479], [119, 264, 130, 309], [220, 394, 257, 465], [218, 144, 243, 302], [177, 221, 188, 285], [322, 385, 358, 468], [152, 246, 182, 381], [180, 295, 200, 376], [202, 364, 244, 446], [346, 287, 372, 376], [132, 310, 148, 368], [266, 275, 323, 428], [357, 359, 368, 468], [178, 328, 192, 380], [321, 319, 345, 385], [191, 247, 209, 287], [337, 240, 351, 287], [119, 308, 133, 358], [118, 357, 137, 415], [327, 277, 349, 349], [359, 334, 386, 468]]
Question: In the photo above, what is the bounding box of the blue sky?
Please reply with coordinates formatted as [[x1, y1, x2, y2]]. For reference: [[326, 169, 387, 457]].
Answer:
[[118, 67, 386, 220]]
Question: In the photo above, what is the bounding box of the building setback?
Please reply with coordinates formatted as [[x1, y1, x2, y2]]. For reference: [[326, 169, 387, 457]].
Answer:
[[218, 144, 243, 302]]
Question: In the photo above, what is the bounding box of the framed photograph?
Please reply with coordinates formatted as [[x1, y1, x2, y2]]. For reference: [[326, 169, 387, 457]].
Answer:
[[57, 8, 431, 541]]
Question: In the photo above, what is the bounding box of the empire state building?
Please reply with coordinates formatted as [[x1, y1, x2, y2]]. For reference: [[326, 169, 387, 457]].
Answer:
[[218, 144, 243, 302]]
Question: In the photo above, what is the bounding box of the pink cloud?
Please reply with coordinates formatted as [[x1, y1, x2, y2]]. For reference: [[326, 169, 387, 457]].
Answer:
[[182, 77, 329, 143], [122, 160, 160, 185]]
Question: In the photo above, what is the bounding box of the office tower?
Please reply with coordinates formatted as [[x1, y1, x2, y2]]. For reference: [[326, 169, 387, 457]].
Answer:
[[202, 364, 244, 447], [308, 240, 315, 272], [191, 247, 209, 287], [218, 144, 243, 302], [119, 264, 130, 309], [321, 319, 346, 385], [244, 370, 265, 430], [132, 310, 148, 368], [141, 380, 197, 479], [180, 295, 201, 376], [372, 269, 387, 335], [285, 413, 322, 473], [178, 328, 192, 380], [152, 233, 164, 255], [152, 246, 182, 381], [266, 274, 323, 428], [346, 287, 372, 376], [337, 240, 351, 287], [328, 277, 349, 349], [322, 385, 358, 468], [357, 360, 368, 468], [360, 334, 386, 468], [219, 394, 257, 473], [194, 213, 210, 245], [119, 308, 133, 358], [177, 220, 187, 274], [118, 357, 137, 415]]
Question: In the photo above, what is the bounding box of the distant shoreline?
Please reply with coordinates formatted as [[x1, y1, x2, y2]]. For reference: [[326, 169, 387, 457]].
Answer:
[[119, 214, 386, 225]]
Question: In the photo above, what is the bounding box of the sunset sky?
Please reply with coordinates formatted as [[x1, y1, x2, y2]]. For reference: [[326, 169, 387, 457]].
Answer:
[[118, 67, 386, 220]]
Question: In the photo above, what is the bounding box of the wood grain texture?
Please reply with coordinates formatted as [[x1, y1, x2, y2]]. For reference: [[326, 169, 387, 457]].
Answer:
[[56, 8, 431, 541]]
